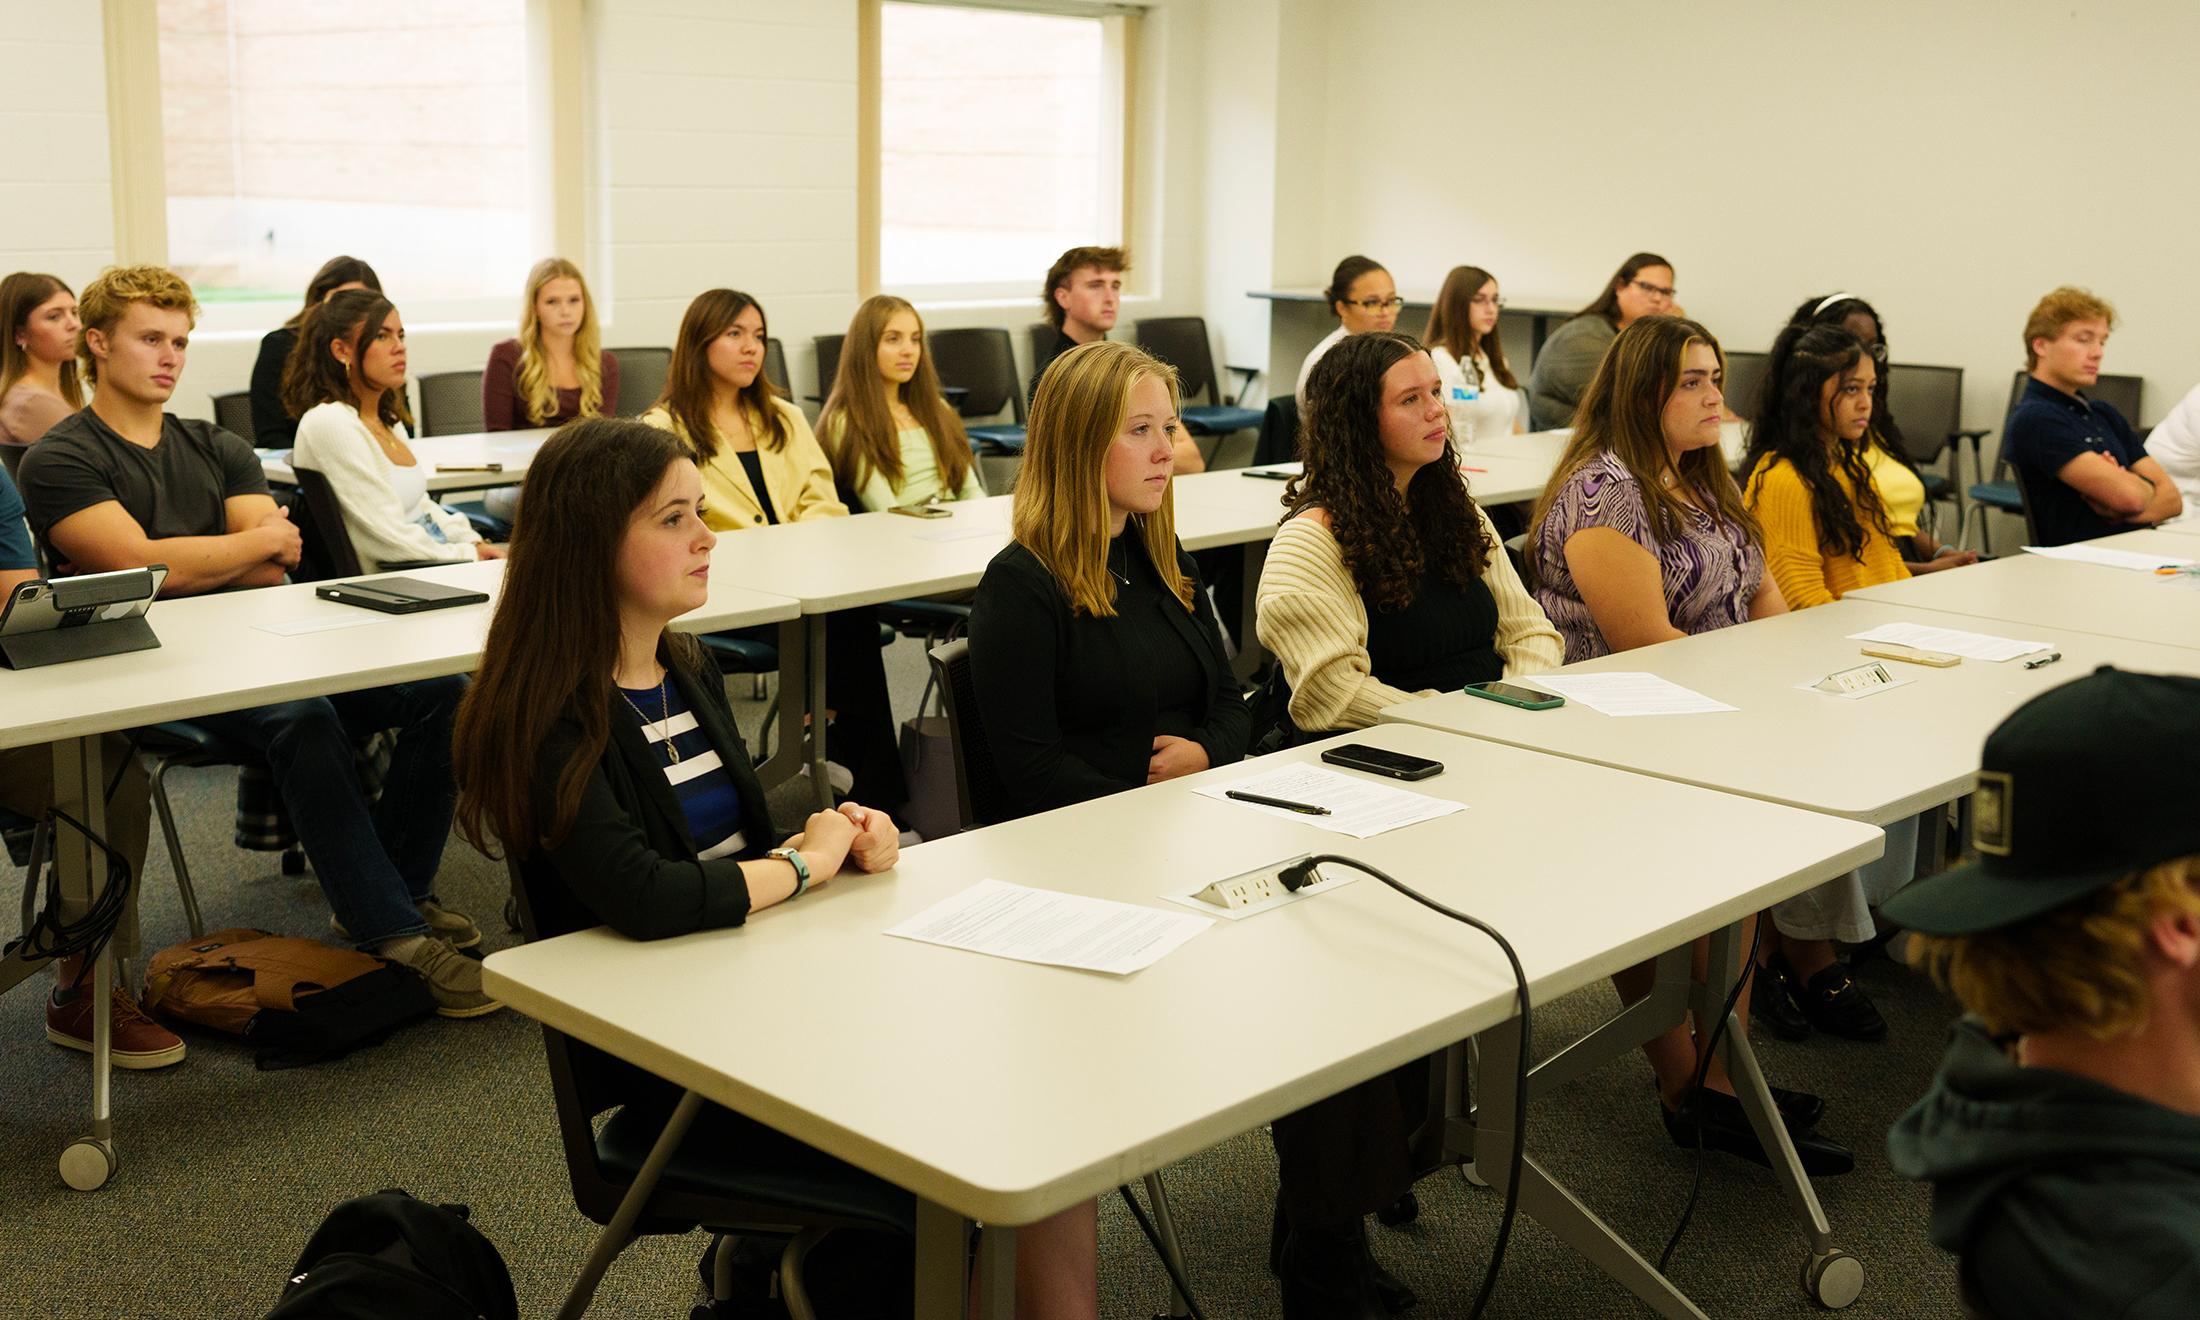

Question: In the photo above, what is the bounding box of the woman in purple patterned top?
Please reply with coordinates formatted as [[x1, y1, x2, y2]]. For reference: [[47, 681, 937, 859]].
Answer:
[[1527, 316, 1786, 662], [1520, 317, 1858, 1177]]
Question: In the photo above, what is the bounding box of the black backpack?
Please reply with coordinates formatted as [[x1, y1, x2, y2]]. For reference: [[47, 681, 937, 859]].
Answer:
[[266, 1189, 517, 1320]]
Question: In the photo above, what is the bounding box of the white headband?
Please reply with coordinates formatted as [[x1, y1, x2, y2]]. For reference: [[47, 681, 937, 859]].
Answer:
[[1814, 292, 1861, 317]]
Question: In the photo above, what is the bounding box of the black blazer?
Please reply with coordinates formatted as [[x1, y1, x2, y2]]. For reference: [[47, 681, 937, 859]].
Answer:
[[520, 647, 777, 945], [967, 538, 1249, 822], [249, 326, 300, 450]]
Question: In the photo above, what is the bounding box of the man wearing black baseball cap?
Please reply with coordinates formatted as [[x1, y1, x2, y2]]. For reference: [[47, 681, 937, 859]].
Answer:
[[1886, 666, 2200, 1319]]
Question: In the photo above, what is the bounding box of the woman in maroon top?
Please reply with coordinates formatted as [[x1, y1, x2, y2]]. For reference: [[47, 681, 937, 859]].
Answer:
[[482, 256, 620, 431]]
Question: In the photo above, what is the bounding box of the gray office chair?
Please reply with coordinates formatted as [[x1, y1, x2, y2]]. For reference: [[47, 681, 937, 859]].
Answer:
[[811, 333, 844, 405], [211, 390, 258, 445], [1881, 363, 1968, 524], [928, 328, 1026, 453], [290, 468, 451, 580], [606, 346, 670, 417], [926, 637, 1199, 1318], [1135, 316, 1262, 437], [1724, 350, 1770, 423], [764, 337, 791, 397], [415, 370, 486, 437]]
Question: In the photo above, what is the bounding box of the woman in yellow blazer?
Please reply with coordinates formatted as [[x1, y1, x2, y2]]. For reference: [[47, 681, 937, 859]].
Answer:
[[642, 289, 905, 810], [641, 289, 845, 529]]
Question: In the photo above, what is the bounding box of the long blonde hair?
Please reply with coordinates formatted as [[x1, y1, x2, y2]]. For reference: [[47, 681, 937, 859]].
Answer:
[[1012, 340, 1191, 617], [515, 257, 604, 425], [818, 295, 973, 498], [1527, 315, 1756, 578]]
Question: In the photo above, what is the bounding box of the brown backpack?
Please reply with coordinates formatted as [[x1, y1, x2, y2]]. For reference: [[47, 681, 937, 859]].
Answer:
[[144, 928, 436, 1070]]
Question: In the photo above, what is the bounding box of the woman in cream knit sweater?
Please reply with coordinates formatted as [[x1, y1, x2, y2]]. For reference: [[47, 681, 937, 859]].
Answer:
[[1258, 331, 1560, 736]]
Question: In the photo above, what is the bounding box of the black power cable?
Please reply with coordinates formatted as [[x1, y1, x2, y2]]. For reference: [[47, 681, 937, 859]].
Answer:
[[1116, 1183, 1207, 1320], [8, 807, 135, 985], [1656, 914, 1764, 1275], [1279, 854, 1530, 1320]]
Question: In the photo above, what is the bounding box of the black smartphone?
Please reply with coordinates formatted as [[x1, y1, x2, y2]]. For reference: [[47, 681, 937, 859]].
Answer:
[[1461, 680, 1565, 711], [1319, 743, 1443, 781], [1240, 468, 1294, 480], [888, 504, 953, 519]]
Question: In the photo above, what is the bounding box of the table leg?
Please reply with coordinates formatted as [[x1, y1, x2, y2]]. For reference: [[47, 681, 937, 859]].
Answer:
[[1141, 1171, 1194, 1318], [973, 1221, 1016, 1320], [802, 613, 831, 812], [51, 735, 118, 1192], [752, 616, 819, 807], [913, 1200, 971, 1320], [1699, 924, 1834, 1246], [556, 1089, 704, 1320]]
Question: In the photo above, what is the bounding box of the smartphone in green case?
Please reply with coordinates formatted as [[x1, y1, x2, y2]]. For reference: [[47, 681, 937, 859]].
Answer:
[[1461, 680, 1564, 711]]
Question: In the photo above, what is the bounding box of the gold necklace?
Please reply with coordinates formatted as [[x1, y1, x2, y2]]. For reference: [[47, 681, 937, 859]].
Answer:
[[616, 671, 681, 763]]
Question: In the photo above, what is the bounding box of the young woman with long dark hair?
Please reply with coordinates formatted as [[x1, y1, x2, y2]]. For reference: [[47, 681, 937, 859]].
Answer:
[[1421, 265, 1523, 447], [818, 295, 983, 510], [1526, 250, 1674, 430], [250, 255, 381, 449]]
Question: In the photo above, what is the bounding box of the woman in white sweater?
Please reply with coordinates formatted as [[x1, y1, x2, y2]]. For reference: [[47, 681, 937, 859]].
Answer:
[[287, 290, 493, 569], [1422, 264, 1524, 448], [1259, 330, 1560, 735]]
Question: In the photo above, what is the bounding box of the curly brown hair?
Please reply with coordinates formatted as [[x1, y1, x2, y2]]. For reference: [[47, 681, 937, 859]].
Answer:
[[1285, 330, 1492, 612]]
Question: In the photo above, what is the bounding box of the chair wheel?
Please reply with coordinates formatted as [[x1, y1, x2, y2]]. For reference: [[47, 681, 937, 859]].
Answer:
[[59, 1136, 115, 1191], [1801, 1248, 1864, 1308], [1374, 1192, 1418, 1226], [281, 848, 307, 876]]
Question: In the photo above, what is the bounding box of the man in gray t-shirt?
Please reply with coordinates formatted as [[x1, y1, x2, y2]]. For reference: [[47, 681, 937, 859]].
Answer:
[[21, 408, 270, 572]]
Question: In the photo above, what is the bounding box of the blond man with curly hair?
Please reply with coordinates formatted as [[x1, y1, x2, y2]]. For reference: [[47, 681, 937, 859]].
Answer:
[[1888, 667, 2200, 1319]]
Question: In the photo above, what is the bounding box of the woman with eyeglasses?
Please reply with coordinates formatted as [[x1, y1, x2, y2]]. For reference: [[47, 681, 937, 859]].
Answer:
[[1526, 251, 1675, 431], [1296, 255, 1401, 399], [1787, 293, 1975, 575], [1421, 265, 1523, 450]]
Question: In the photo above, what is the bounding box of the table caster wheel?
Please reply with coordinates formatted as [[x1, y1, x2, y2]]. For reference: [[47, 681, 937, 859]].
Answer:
[[1374, 1192, 1418, 1226], [59, 1137, 115, 1191], [1802, 1248, 1864, 1309]]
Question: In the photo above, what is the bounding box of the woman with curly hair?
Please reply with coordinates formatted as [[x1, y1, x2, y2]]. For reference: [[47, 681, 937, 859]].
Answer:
[[1742, 321, 1914, 608], [1258, 330, 1560, 737]]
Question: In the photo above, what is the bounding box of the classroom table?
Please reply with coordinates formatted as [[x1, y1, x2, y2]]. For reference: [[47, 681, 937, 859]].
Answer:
[[723, 489, 1296, 811], [0, 559, 798, 1191], [261, 427, 557, 494], [1379, 596, 2200, 826], [482, 722, 1884, 1320], [1248, 288, 1579, 391], [1843, 529, 2200, 653], [2154, 516, 2200, 541], [1181, 455, 1555, 511], [1464, 422, 1750, 476]]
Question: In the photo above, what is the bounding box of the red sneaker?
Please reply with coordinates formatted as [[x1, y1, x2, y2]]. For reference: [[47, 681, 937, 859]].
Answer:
[[46, 986, 187, 1070]]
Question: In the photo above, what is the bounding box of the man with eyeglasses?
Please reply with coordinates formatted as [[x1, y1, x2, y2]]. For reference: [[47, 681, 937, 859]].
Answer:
[[1527, 252, 1675, 431]]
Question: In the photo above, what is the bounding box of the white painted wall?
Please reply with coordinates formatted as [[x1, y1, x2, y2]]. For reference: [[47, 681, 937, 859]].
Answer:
[[1275, 0, 2200, 449], [2, 0, 1209, 428]]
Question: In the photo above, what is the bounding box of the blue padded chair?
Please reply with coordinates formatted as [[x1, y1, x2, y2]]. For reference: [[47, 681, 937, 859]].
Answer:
[[1135, 316, 1262, 436]]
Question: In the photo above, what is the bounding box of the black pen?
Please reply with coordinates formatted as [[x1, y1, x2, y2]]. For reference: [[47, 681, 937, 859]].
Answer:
[[1240, 468, 1293, 480], [2023, 652, 2062, 670], [1226, 789, 1332, 816]]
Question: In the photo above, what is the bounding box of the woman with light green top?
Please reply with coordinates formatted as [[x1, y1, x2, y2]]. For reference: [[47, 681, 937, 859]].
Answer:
[[819, 295, 987, 510]]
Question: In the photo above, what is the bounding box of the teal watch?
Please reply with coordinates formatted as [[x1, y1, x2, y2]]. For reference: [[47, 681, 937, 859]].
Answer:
[[769, 847, 811, 897]]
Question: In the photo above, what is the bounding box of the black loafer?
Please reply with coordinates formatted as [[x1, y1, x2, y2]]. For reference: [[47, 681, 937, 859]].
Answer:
[[1753, 961, 1812, 1041], [1797, 963, 1889, 1042], [1662, 1092, 1854, 1177], [1770, 1085, 1826, 1131]]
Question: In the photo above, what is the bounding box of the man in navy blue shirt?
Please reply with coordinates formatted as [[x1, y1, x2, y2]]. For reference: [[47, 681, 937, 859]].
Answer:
[[2003, 287, 2182, 545]]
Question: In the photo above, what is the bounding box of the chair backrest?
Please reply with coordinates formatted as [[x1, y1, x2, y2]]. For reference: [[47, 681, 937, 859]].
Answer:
[[927, 328, 1024, 424], [211, 390, 257, 445], [928, 638, 1010, 830], [1723, 350, 1770, 422], [764, 337, 790, 397], [606, 346, 669, 417], [0, 442, 22, 483], [1134, 316, 1222, 407], [813, 333, 845, 402], [2010, 456, 2045, 544], [1026, 322, 1057, 370], [1252, 395, 1300, 467], [415, 369, 486, 437], [1882, 363, 1963, 466], [290, 467, 366, 581]]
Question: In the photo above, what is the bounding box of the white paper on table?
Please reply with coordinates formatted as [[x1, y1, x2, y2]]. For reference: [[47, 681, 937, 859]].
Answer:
[[884, 878, 1211, 976], [1192, 764, 1465, 839], [253, 613, 393, 637], [1846, 620, 2056, 663], [1520, 672, 1737, 716], [2023, 543, 2196, 572]]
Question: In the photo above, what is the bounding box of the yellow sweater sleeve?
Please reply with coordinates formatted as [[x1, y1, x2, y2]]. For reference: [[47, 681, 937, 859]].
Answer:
[[1748, 459, 1838, 609], [1256, 518, 1425, 732]]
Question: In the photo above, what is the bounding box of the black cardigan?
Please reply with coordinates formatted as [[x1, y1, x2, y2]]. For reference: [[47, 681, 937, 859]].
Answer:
[[520, 650, 777, 945], [249, 326, 300, 450], [967, 537, 1249, 822]]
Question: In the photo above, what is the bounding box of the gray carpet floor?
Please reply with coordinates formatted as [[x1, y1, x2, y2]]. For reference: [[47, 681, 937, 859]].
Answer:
[[0, 638, 1962, 1317]]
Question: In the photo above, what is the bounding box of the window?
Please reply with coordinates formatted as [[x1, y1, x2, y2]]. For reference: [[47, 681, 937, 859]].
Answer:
[[153, 0, 542, 328], [877, 2, 1126, 297]]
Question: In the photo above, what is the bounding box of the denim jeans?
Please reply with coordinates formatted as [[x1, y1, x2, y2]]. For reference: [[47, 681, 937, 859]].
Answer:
[[192, 676, 465, 947]]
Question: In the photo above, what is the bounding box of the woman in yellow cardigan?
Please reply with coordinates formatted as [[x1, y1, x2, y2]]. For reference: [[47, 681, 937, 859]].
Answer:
[[1741, 319, 1926, 1043], [1742, 322, 1912, 606], [641, 289, 906, 810]]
